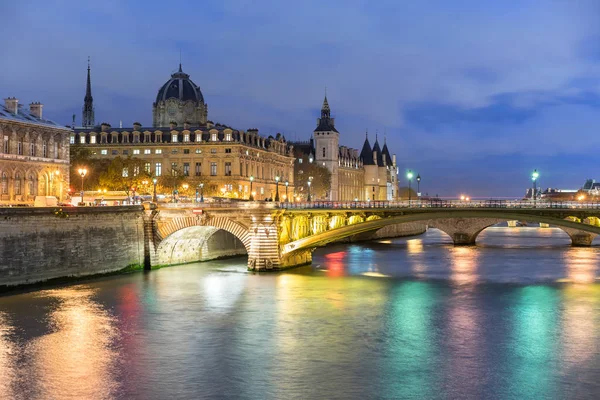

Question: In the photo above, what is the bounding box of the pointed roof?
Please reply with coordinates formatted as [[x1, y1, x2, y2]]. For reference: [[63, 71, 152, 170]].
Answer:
[[322, 95, 330, 113], [381, 138, 393, 166], [82, 57, 95, 128], [314, 94, 338, 132], [372, 135, 384, 166], [359, 133, 375, 165]]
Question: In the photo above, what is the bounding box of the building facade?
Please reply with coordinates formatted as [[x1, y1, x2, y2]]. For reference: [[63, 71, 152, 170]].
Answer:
[[73, 65, 294, 200], [292, 96, 398, 201], [0, 97, 71, 203]]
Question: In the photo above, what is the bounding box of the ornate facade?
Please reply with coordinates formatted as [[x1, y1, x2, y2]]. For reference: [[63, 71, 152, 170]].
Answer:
[[0, 98, 71, 203], [291, 96, 398, 201], [73, 66, 294, 200]]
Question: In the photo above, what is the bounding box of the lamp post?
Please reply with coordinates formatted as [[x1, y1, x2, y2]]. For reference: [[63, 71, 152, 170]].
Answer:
[[200, 183, 204, 203], [307, 178, 312, 202], [249, 176, 254, 201], [275, 176, 280, 202], [152, 178, 157, 203], [77, 168, 87, 206], [285, 181, 289, 202], [531, 169, 539, 208], [416, 174, 421, 198], [407, 170, 414, 206]]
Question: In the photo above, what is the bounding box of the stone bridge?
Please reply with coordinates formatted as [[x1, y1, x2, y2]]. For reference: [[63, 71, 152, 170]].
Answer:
[[144, 202, 600, 271]]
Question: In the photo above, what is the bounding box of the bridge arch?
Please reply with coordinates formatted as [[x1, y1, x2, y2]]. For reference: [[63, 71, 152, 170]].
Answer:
[[282, 211, 600, 255], [154, 216, 251, 266]]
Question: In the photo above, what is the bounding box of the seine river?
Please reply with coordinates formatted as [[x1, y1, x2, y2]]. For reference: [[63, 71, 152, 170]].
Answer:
[[0, 227, 599, 399]]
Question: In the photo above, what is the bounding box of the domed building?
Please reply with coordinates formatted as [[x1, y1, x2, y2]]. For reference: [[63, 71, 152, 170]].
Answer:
[[152, 64, 208, 127]]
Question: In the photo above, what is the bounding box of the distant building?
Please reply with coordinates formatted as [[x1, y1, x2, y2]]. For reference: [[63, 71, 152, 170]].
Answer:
[[72, 64, 294, 200], [0, 97, 71, 203], [291, 96, 398, 201]]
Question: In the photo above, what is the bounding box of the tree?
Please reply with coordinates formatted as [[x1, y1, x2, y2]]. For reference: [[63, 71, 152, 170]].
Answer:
[[398, 186, 417, 200], [69, 145, 110, 193], [293, 152, 331, 200], [98, 156, 151, 199]]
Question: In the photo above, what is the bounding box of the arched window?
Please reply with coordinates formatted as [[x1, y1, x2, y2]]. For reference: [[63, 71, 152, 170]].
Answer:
[[14, 173, 21, 195], [28, 175, 35, 196], [1, 173, 7, 194], [42, 141, 48, 158]]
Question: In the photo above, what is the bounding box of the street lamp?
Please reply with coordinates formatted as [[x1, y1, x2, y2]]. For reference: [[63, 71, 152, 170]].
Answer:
[[200, 183, 204, 203], [416, 174, 421, 198], [307, 177, 312, 202], [249, 176, 254, 201], [77, 168, 87, 205], [275, 176, 280, 202], [407, 170, 414, 206], [531, 169, 539, 208], [152, 178, 157, 203], [285, 181, 289, 202]]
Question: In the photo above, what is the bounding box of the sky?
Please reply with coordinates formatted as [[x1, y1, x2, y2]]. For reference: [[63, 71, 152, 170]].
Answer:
[[1, 0, 599, 197]]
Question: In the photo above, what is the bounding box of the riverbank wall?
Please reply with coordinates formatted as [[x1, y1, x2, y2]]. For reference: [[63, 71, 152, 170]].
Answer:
[[0, 207, 145, 287], [335, 222, 427, 243]]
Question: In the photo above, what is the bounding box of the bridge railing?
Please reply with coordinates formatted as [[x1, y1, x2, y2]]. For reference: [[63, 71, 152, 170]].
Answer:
[[279, 200, 600, 210]]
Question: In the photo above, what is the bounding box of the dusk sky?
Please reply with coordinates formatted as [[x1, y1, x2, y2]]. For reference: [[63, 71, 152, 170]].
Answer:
[[2, 0, 599, 197]]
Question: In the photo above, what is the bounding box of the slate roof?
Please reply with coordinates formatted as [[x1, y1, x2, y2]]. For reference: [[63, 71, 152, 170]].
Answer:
[[155, 64, 205, 104], [359, 136, 375, 165], [0, 103, 70, 130]]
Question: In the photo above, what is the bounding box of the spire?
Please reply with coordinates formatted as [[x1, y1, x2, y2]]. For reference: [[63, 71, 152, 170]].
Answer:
[[178, 63, 183, 73], [315, 92, 337, 132], [321, 94, 330, 118], [82, 57, 95, 128]]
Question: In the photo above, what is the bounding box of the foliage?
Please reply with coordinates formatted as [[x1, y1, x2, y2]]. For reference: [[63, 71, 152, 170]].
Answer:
[[53, 208, 69, 218], [69, 145, 111, 192], [293, 151, 331, 200], [398, 186, 418, 200], [98, 156, 151, 197]]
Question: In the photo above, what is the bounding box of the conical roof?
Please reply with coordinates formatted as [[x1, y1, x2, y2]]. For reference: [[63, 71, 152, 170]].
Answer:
[[359, 134, 375, 165]]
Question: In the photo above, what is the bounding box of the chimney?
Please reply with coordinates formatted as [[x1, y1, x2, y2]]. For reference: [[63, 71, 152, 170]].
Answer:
[[4, 97, 18, 114], [101, 122, 111, 132], [133, 122, 142, 131], [183, 121, 190, 130], [392, 154, 396, 166], [29, 102, 43, 119], [170, 121, 178, 130]]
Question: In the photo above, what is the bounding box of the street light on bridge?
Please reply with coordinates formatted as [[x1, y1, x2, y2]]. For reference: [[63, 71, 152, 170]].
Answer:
[[532, 169, 540, 208], [77, 168, 87, 206], [249, 176, 254, 201], [416, 173, 421, 198], [152, 178, 158, 203], [285, 181, 289, 202], [307, 176, 313, 202], [407, 170, 414, 206]]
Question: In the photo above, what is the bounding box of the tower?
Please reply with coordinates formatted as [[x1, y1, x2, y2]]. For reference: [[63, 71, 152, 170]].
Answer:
[[313, 94, 340, 200], [82, 57, 95, 128]]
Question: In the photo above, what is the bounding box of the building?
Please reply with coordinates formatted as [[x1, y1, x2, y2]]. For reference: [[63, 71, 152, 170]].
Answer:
[[0, 97, 71, 204], [72, 64, 295, 200], [291, 96, 398, 201]]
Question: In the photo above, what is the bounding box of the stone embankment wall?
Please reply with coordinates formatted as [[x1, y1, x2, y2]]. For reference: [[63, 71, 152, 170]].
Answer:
[[0, 207, 144, 287], [337, 222, 427, 243]]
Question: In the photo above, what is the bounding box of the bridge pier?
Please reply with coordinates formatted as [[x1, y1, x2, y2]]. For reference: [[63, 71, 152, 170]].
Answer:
[[561, 227, 597, 247], [428, 218, 502, 246]]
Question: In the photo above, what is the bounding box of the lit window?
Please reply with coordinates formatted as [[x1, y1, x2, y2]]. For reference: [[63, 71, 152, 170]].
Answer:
[[225, 162, 231, 176], [90, 135, 96, 144], [225, 132, 232, 141], [172, 134, 178, 143], [211, 133, 217, 141], [133, 149, 140, 155], [195, 133, 202, 142], [183, 163, 190, 176], [183, 134, 190, 142], [101, 149, 108, 155], [260, 187, 264, 195], [144, 162, 151, 173], [69, 135, 75, 144], [171, 162, 178, 175], [144, 149, 151, 154], [298, 158, 303, 164], [155, 149, 162, 154], [122, 168, 129, 177], [210, 162, 217, 176], [211, 148, 217, 154], [155, 163, 162, 176], [80, 135, 86, 144], [195, 149, 202, 154]]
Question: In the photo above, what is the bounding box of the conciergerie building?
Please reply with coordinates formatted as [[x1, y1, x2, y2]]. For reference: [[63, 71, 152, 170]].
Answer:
[[72, 62, 295, 200]]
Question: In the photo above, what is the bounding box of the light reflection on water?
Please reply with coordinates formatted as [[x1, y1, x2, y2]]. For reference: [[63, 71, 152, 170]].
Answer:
[[0, 227, 598, 399]]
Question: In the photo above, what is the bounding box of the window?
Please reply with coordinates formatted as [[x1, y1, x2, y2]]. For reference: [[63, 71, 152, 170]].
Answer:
[[80, 135, 86, 144], [144, 162, 151, 174], [133, 166, 139, 176], [225, 148, 232, 154], [144, 149, 151, 154], [211, 133, 217, 141], [54, 143, 58, 159], [155, 149, 162, 154], [112, 150, 118, 155], [90, 135, 96, 144], [195, 162, 201, 176], [133, 149, 140, 155], [183, 134, 190, 142], [14, 174, 21, 195], [69, 135, 75, 144], [211, 148, 217, 154], [28, 176, 34, 196], [225, 132, 232, 141], [123, 150, 129, 155], [260, 187, 264, 195], [155, 162, 162, 176], [43, 141, 48, 158], [1, 173, 7, 194], [171, 149, 178, 154], [171, 162, 178, 176], [195, 149, 202, 154], [172, 134, 178, 143], [17, 140, 22, 155], [225, 162, 232, 176], [30, 143, 35, 156], [183, 163, 190, 176], [210, 162, 217, 176], [3, 136, 8, 153], [298, 158, 303, 164], [101, 149, 108, 155], [225, 184, 233, 191], [195, 133, 202, 142], [322, 147, 326, 157], [122, 168, 129, 177], [183, 149, 190, 154]]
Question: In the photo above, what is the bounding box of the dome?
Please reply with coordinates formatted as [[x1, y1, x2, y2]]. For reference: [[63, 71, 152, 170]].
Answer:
[[155, 64, 204, 104]]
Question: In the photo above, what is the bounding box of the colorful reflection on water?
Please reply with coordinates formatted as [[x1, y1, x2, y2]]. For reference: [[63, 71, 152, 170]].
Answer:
[[0, 227, 598, 399]]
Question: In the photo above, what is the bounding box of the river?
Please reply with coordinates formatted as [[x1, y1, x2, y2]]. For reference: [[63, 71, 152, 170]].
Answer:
[[0, 227, 599, 399]]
